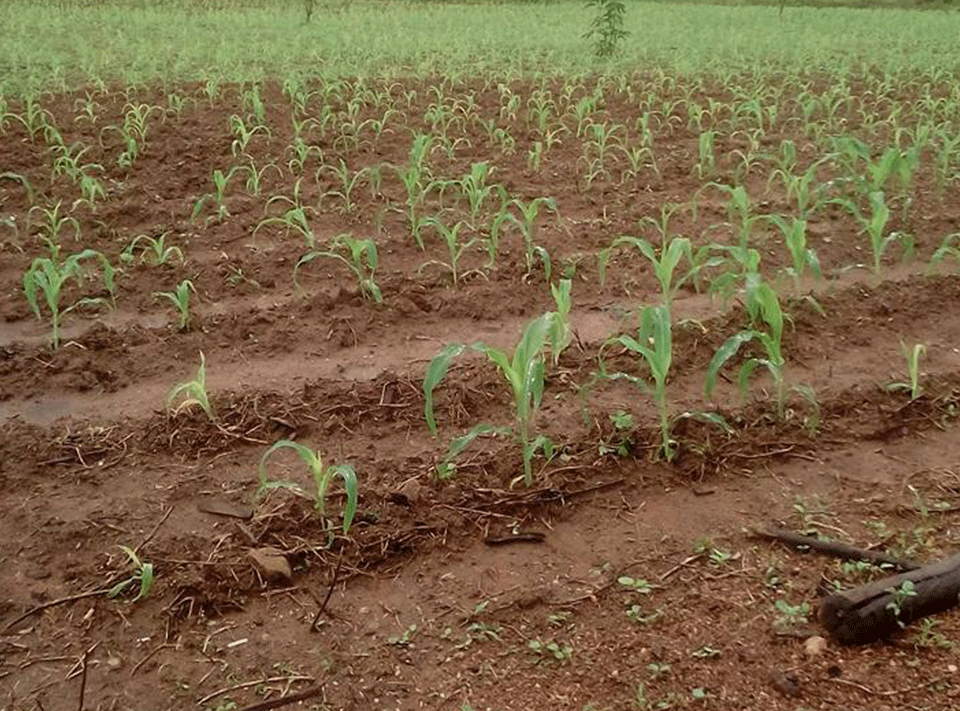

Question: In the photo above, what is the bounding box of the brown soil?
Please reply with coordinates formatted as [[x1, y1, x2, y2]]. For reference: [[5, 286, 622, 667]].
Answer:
[[2, 74, 960, 711]]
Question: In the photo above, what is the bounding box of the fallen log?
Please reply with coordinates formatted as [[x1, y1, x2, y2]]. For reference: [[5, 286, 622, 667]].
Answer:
[[819, 551, 960, 645]]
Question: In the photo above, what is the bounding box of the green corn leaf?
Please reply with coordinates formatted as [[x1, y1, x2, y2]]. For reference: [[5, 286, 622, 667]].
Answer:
[[705, 331, 755, 397], [437, 423, 510, 480], [424, 343, 467, 434]]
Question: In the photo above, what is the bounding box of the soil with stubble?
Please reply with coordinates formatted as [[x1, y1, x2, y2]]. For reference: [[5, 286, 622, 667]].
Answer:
[[2, 75, 960, 711]]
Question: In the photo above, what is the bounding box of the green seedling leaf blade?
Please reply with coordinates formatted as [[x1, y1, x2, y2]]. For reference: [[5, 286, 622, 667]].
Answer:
[[257, 439, 318, 498], [675, 410, 733, 434], [424, 343, 467, 434], [134, 562, 155, 602], [107, 579, 133, 599], [437, 423, 510, 480], [705, 331, 755, 398], [327, 464, 358, 533]]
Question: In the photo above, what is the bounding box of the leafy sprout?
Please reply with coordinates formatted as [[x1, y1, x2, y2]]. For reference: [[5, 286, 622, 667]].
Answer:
[[257, 440, 358, 534]]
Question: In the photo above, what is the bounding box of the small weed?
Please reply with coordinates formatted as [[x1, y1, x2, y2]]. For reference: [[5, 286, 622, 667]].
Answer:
[[528, 638, 573, 664]]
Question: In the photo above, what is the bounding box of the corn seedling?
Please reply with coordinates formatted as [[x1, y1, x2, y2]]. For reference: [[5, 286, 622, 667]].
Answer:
[[319, 159, 369, 214], [581, 121, 624, 185], [154, 279, 196, 331], [30, 201, 80, 251], [390, 134, 438, 250], [831, 191, 913, 275], [424, 312, 558, 486], [929, 233, 960, 273], [500, 197, 558, 280], [603, 305, 676, 461], [241, 159, 282, 197], [527, 141, 544, 174], [767, 160, 829, 221], [418, 218, 481, 287], [51, 144, 102, 184], [120, 232, 184, 266], [76, 174, 106, 210], [23, 249, 114, 350], [255, 203, 318, 249], [167, 351, 214, 419], [286, 136, 323, 174], [74, 92, 101, 125], [229, 114, 271, 157], [599, 236, 717, 311], [240, 83, 267, 127], [706, 281, 790, 418], [107, 546, 154, 603], [192, 167, 241, 224], [887, 342, 927, 400], [2, 95, 53, 141], [765, 216, 820, 293], [295, 233, 381, 302], [549, 279, 573, 365], [0, 172, 36, 208], [694, 130, 716, 179], [257, 440, 358, 534], [620, 144, 659, 183], [456, 162, 505, 229]]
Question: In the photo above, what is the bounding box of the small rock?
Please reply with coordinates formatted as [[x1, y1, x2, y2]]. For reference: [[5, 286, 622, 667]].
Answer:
[[804, 635, 828, 659], [949, 664, 958, 674], [770, 671, 800, 698], [247, 547, 292, 585], [398, 479, 424, 505]]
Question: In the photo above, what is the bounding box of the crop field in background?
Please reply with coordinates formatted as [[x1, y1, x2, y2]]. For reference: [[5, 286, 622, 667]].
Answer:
[[3, 1, 960, 710]]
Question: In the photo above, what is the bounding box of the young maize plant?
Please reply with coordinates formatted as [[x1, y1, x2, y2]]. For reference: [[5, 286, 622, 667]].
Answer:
[[286, 136, 324, 175], [120, 232, 184, 266], [418, 218, 481, 287], [705, 280, 791, 419], [497, 197, 559, 281], [241, 159, 282, 198], [167, 351, 214, 420], [620, 143, 659, 183], [107, 546, 154, 603], [229, 114, 271, 157], [929, 233, 960, 273], [831, 191, 912, 276], [0, 172, 36, 208], [295, 233, 381, 302], [154, 279, 196, 331], [29, 201, 80, 252], [255, 199, 318, 249], [704, 183, 765, 251], [694, 130, 716, 179], [240, 83, 268, 128], [455, 161, 506, 229], [23, 249, 115, 350], [2, 95, 54, 141], [580, 121, 625, 185], [603, 305, 676, 461], [887, 342, 927, 400], [390, 134, 439, 250], [51, 143, 103, 185], [192, 167, 241, 224], [598, 236, 716, 311], [765, 216, 820, 294], [549, 279, 573, 365], [767, 158, 828, 221], [319, 159, 370, 215], [257, 440, 358, 535], [424, 312, 560, 486]]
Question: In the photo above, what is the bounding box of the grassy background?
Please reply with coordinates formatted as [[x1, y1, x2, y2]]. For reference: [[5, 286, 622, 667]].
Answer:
[[3, 0, 959, 92]]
